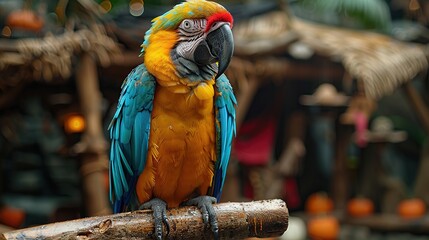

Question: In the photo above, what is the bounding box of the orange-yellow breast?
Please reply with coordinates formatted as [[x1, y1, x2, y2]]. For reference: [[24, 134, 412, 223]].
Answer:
[[136, 85, 216, 207]]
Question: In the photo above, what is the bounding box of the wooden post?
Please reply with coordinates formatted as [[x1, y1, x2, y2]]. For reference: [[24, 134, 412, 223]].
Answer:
[[403, 81, 429, 134], [403, 81, 429, 204], [1, 200, 288, 240], [75, 53, 111, 216], [332, 123, 353, 211], [414, 141, 429, 205]]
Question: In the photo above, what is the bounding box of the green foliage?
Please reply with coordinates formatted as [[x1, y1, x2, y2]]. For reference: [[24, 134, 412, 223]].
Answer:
[[297, 0, 392, 33], [95, 0, 178, 9]]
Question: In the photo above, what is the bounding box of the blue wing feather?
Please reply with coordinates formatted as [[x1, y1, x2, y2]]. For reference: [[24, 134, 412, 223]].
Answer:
[[212, 74, 237, 201], [109, 64, 156, 213]]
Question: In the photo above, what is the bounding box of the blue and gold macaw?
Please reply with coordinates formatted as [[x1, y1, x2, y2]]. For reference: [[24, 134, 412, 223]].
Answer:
[[109, 0, 236, 239]]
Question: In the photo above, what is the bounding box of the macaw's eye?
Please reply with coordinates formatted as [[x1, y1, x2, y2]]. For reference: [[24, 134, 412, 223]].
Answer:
[[181, 19, 193, 29]]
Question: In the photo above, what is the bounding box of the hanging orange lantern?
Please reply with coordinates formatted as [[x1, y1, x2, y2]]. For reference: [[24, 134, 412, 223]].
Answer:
[[6, 10, 44, 32], [64, 114, 86, 133]]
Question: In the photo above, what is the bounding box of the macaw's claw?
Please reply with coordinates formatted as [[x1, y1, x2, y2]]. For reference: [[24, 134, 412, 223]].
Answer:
[[182, 196, 219, 239], [140, 198, 170, 240]]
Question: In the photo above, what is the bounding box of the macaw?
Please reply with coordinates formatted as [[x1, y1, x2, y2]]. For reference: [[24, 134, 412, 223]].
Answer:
[[108, 0, 236, 239]]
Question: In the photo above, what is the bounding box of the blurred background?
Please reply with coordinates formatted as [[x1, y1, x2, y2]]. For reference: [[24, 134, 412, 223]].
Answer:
[[0, 0, 429, 239]]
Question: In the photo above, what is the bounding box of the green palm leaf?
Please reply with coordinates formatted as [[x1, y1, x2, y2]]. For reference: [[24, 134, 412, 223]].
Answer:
[[296, 0, 392, 32]]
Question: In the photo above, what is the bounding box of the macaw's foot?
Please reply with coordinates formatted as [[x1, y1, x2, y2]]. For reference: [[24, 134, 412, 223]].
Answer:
[[139, 198, 170, 240], [182, 196, 219, 239]]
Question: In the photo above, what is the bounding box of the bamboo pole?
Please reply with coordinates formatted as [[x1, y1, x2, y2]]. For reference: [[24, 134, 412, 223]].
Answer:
[[1, 200, 288, 240]]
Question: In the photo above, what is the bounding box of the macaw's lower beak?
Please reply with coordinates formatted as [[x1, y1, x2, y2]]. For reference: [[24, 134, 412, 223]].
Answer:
[[194, 24, 234, 79]]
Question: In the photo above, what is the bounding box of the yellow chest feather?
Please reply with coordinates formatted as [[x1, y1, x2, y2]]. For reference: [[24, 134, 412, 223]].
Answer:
[[136, 84, 216, 207]]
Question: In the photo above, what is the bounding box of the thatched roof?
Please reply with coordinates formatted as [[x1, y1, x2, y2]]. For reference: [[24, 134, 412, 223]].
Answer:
[[294, 19, 428, 99], [0, 0, 121, 101], [0, 27, 119, 80], [233, 11, 296, 56], [0, 28, 120, 109], [231, 10, 428, 99]]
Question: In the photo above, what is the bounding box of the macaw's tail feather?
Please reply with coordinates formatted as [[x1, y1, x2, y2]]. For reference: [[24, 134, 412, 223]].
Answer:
[[213, 166, 224, 202], [113, 175, 140, 213], [113, 198, 124, 213]]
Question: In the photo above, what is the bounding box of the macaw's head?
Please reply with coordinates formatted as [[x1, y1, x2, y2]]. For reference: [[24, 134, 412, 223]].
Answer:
[[142, 0, 234, 100]]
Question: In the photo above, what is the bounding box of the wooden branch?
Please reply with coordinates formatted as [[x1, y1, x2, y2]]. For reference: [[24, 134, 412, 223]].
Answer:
[[1, 200, 288, 240], [0, 225, 12, 234]]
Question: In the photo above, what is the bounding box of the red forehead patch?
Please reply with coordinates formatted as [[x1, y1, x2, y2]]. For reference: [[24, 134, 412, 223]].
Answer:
[[206, 11, 233, 32]]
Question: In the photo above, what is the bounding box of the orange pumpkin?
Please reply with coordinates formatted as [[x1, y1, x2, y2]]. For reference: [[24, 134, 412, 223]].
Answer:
[[0, 206, 25, 228], [307, 215, 339, 240], [305, 192, 334, 215], [397, 198, 426, 219], [6, 10, 44, 32], [347, 197, 374, 217]]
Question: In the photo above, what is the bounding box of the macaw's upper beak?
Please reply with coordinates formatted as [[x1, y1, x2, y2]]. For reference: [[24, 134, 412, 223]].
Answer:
[[194, 24, 234, 79]]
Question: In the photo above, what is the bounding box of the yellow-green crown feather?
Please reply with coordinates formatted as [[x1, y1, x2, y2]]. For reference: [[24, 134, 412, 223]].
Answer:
[[141, 0, 230, 55]]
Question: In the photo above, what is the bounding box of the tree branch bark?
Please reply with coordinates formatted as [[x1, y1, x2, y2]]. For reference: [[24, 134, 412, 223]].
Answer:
[[1, 200, 288, 240]]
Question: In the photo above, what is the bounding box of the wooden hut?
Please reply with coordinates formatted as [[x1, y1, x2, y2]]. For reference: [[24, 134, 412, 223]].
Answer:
[[0, 0, 120, 220]]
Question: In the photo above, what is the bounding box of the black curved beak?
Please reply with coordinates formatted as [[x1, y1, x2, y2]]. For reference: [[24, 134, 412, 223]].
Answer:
[[193, 24, 234, 79]]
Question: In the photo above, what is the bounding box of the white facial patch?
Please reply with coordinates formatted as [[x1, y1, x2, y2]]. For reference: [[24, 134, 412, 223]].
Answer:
[[175, 19, 207, 61]]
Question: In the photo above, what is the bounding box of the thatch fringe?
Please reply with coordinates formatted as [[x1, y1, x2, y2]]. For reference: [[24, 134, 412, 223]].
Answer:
[[0, 25, 120, 91]]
